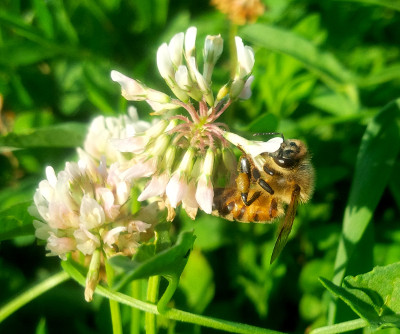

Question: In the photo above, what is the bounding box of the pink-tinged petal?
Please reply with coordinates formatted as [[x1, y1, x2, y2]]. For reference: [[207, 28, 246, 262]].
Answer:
[[115, 181, 130, 205], [195, 175, 214, 214], [79, 195, 105, 229], [138, 173, 169, 201], [128, 220, 152, 233], [47, 201, 80, 229], [74, 227, 100, 255], [166, 173, 188, 208], [182, 180, 199, 219], [110, 70, 147, 101], [103, 226, 127, 246], [96, 188, 119, 221], [120, 158, 157, 180], [47, 233, 76, 259], [111, 136, 148, 154]]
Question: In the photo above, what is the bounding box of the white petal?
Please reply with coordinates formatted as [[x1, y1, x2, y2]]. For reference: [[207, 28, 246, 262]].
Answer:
[[146, 100, 180, 114], [103, 226, 126, 246], [157, 43, 174, 80], [110, 70, 147, 101], [138, 173, 169, 201], [120, 158, 157, 180], [111, 136, 148, 153], [45, 166, 57, 188], [79, 195, 105, 229], [185, 27, 197, 59], [223, 132, 283, 157], [128, 220, 152, 233], [195, 176, 213, 214], [168, 32, 184, 67], [175, 65, 191, 90], [166, 173, 187, 208], [238, 75, 254, 100]]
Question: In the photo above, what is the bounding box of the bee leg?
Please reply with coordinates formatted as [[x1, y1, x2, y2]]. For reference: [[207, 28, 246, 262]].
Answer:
[[241, 191, 261, 206], [252, 167, 275, 195], [237, 155, 254, 206]]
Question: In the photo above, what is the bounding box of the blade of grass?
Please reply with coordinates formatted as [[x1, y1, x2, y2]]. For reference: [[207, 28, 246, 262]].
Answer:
[[334, 0, 400, 11], [0, 271, 69, 322], [328, 99, 400, 323], [240, 24, 354, 90]]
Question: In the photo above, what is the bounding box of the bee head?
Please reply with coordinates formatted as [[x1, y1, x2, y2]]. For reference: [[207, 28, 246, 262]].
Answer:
[[270, 139, 308, 169]]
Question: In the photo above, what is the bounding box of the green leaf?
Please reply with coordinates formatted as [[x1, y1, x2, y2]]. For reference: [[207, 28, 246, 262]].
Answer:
[[179, 249, 215, 314], [0, 201, 34, 241], [0, 42, 59, 66], [321, 262, 400, 329], [0, 122, 87, 150], [111, 230, 195, 284], [329, 99, 400, 322], [32, 0, 54, 39], [335, 0, 400, 11], [110, 230, 196, 312], [240, 24, 354, 89]]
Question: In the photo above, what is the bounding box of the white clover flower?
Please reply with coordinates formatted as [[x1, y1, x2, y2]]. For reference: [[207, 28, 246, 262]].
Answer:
[[83, 107, 152, 165], [111, 27, 259, 219], [30, 157, 160, 301]]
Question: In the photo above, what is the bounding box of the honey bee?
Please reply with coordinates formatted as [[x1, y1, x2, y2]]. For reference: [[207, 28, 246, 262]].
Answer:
[[212, 136, 315, 263]]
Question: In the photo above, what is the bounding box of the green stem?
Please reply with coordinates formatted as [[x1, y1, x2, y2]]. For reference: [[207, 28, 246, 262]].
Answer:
[[105, 258, 123, 334], [64, 258, 284, 334], [310, 318, 368, 334], [229, 22, 238, 77], [145, 276, 160, 334], [0, 271, 69, 323], [130, 280, 143, 334], [157, 275, 179, 313]]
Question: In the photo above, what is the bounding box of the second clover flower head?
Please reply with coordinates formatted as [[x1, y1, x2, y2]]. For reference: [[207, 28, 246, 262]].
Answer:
[[111, 27, 256, 219], [30, 155, 159, 301]]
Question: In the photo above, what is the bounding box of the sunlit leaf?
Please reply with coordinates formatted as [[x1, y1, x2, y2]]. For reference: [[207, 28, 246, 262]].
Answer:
[[330, 99, 400, 321], [321, 262, 400, 329]]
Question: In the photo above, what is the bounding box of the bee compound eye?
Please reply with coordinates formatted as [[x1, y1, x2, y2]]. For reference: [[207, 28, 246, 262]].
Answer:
[[274, 157, 296, 169]]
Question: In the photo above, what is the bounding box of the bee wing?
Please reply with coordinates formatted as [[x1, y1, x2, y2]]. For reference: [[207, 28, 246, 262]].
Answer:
[[270, 185, 301, 264]]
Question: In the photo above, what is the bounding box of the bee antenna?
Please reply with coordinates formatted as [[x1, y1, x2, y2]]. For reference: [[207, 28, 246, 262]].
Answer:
[[253, 132, 284, 140]]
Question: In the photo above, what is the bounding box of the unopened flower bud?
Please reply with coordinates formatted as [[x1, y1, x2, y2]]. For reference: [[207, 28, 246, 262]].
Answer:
[[84, 248, 101, 302], [150, 134, 171, 157], [203, 34, 223, 84], [216, 83, 230, 101], [230, 78, 245, 100]]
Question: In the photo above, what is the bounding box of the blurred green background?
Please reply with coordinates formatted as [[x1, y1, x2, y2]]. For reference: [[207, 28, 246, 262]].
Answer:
[[1, 0, 400, 333]]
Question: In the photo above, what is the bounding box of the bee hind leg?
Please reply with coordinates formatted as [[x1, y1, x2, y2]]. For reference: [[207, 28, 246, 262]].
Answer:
[[241, 191, 261, 206]]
